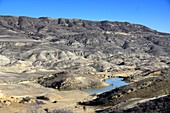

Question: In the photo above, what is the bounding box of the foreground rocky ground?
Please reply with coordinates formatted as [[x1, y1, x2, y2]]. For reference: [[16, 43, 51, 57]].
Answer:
[[0, 16, 170, 112], [80, 68, 170, 112], [96, 94, 170, 113]]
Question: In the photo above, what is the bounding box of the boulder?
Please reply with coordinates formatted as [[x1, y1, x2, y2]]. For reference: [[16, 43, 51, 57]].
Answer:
[[0, 55, 10, 66]]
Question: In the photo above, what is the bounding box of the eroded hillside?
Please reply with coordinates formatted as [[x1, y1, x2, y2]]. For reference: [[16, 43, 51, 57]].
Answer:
[[0, 16, 170, 113]]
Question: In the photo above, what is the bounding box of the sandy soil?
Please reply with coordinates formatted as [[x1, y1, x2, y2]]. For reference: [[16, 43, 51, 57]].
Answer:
[[0, 81, 96, 113]]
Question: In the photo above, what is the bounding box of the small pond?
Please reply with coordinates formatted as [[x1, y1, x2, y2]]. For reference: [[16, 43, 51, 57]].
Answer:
[[84, 78, 128, 94]]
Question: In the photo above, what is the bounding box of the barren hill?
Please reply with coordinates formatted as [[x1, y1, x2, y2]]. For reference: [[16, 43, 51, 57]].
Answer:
[[0, 16, 170, 112]]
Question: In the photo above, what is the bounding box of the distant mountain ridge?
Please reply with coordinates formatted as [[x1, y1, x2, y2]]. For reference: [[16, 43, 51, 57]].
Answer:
[[0, 15, 170, 74], [0, 15, 162, 33]]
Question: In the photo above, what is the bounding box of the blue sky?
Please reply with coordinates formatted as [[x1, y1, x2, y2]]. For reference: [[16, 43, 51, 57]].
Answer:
[[0, 0, 170, 33]]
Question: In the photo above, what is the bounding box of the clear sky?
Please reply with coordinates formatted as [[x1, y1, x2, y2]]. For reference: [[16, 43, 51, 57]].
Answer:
[[0, 0, 170, 33]]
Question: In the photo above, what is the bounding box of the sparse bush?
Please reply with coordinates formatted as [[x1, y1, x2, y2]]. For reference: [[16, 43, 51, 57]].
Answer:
[[49, 109, 74, 113]]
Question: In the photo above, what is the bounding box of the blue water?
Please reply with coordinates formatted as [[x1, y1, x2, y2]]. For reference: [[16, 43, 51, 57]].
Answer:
[[84, 78, 128, 94]]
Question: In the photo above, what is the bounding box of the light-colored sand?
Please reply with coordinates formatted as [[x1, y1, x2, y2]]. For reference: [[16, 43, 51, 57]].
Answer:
[[0, 81, 96, 113]]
